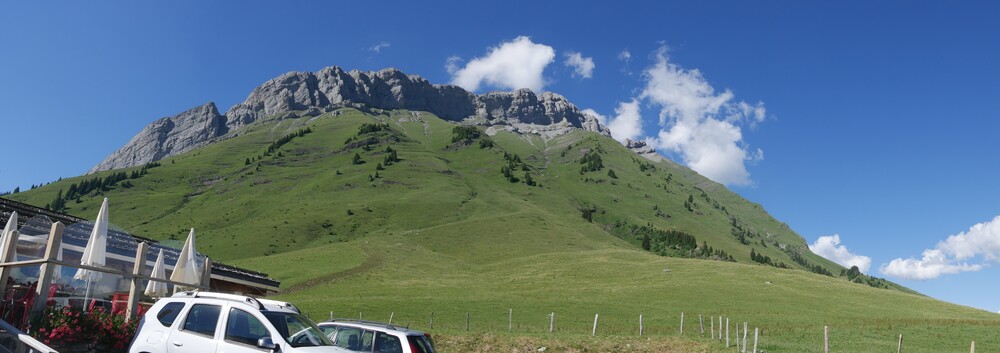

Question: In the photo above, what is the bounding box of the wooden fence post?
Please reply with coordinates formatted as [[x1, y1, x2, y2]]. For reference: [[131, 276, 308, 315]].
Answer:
[[726, 317, 730, 347], [0, 230, 21, 301], [970, 341, 975, 353], [824, 326, 829, 353], [897, 333, 902, 353], [592, 314, 599, 336], [34, 223, 64, 315], [710, 316, 714, 338], [719, 316, 723, 340], [753, 327, 758, 353], [509, 309, 513, 332], [639, 314, 643, 336], [201, 257, 213, 289], [550, 312, 555, 333], [699, 315, 704, 335], [680, 312, 684, 335], [360, 312, 363, 320], [466, 313, 470, 331], [126, 241, 148, 320], [330, 311, 334, 321], [429, 311, 434, 329], [738, 323, 743, 353], [389, 312, 394, 325], [742, 322, 748, 353]]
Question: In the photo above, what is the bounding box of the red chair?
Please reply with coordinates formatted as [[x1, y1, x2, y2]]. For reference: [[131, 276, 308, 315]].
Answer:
[[45, 284, 58, 306], [111, 292, 129, 314]]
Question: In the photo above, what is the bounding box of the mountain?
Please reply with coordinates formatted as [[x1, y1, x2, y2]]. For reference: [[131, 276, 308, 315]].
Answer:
[[90, 67, 608, 173], [10, 67, 998, 352]]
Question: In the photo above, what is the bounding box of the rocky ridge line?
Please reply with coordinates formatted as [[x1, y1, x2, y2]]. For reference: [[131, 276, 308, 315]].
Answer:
[[90, 66, 610, 173]]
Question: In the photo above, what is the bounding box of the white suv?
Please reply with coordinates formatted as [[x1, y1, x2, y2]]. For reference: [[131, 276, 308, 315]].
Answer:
[[316, 320, 436, 353], [129, 291, 340, 353]]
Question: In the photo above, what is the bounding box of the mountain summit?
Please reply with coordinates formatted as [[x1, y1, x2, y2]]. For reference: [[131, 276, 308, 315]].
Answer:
[[90, 67, 609, 173]]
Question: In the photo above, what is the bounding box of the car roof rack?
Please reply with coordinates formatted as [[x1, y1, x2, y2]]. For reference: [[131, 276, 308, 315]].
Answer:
[[173, 290, 299, 313], [326, 318, 400, 331]]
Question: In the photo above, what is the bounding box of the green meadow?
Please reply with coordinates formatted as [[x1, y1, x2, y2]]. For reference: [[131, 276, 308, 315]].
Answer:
[[11, 109, 999, 352]]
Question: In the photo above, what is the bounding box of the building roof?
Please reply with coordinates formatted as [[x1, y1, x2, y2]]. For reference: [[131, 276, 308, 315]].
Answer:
[[0, 196, 280, 292]]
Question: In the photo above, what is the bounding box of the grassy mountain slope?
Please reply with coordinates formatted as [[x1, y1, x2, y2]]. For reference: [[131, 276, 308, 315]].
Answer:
[[10, 109, 999, 351]]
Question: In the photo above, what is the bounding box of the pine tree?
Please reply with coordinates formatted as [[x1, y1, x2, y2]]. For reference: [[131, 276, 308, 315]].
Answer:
[[352, 153, 363, 165]]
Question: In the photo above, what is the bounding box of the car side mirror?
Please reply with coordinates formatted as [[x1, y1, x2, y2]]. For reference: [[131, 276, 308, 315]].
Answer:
[[257, 337, 278, 351]]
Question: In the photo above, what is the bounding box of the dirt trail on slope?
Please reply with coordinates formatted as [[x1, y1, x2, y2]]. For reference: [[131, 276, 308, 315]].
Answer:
[[283, 251, 385, 293]]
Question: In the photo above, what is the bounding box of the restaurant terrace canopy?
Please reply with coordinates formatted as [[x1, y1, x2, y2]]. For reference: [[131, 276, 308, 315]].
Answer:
[[0, 197, 280, 329]]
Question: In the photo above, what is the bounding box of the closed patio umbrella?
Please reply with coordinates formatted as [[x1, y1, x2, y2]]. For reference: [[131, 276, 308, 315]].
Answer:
[[0, 211, 17, 263], [74, 198, 109, 307], [170, 228, 201, 291], [144, 249, 168, 297]]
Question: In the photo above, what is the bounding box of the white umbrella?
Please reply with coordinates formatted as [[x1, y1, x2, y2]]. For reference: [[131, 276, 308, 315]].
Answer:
[[170, 228, 201, 291], [0, 211, 17, 263], [144, 249, 168, 297], [75, 198, 109, 307]]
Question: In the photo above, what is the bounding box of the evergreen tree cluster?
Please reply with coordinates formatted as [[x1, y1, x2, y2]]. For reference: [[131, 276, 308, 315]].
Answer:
[[637, 160, 656, 172], [382, 146, 400, 166], [579, 206, 599, 222], [500, 152, 531, 184], [751, 248, 790, 269], [684, 194, 695, 212], [606, 220, 733, 261], [730, 219, 759, 245], [579, 150, 603, 173], [46, 162, 160, 211], [785, 249, 833, 276], [356, 123, 389, 136], [697, 241, 736, 261], [612, 221, 698, 253], [265, 127, 313, 156], [450, 126, 481, 144]]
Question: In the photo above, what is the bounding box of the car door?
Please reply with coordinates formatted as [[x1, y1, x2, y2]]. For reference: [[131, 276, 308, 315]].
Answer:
[[166, 301, 223, 353], [217, 307, 274, 353]]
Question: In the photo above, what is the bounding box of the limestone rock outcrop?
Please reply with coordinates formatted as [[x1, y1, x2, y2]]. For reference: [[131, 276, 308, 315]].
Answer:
[[89, 103, 225, 173], [91, 66, 610, 173]]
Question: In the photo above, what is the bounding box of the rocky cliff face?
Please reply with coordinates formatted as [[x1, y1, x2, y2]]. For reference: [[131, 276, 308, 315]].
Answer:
[[89, 102, 225, 173], [91, 66, 610, 173]]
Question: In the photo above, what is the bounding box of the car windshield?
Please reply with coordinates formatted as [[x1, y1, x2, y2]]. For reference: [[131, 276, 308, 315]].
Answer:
[[262, 311, 334, 347]]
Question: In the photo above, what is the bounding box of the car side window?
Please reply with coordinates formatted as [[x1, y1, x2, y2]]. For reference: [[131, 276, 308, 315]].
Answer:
[[333, 327, 364, 351], [156, 302, 185, 327], [225, 308, 269, 345], [374, 332, 402, 353], [181, 304, 222, 337], [320, 325, 339, 340], [359, 330, 374, 352]]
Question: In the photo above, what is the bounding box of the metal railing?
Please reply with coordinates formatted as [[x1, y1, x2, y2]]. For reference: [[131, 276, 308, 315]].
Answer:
[[0, 318, 56, 353]]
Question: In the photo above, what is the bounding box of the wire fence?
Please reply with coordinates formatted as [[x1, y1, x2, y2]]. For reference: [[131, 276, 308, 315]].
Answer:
[[320, 309, 764, 352]]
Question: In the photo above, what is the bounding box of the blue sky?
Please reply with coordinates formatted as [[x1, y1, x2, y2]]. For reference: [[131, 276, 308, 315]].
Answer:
[[2, 1, 999, 312]]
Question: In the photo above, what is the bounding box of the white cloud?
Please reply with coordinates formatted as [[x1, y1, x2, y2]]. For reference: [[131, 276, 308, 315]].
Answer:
[[881, 215, 1000, 280], [447, 36, 555, 92], [369, 42, 390, 53], [641, 46, 765, 186], [564, 52, 595, 79], [618, 50, 631, 62], [581, 101, 642, 143], [607, 100, 643, 143], [809, 234, 872, 273]]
